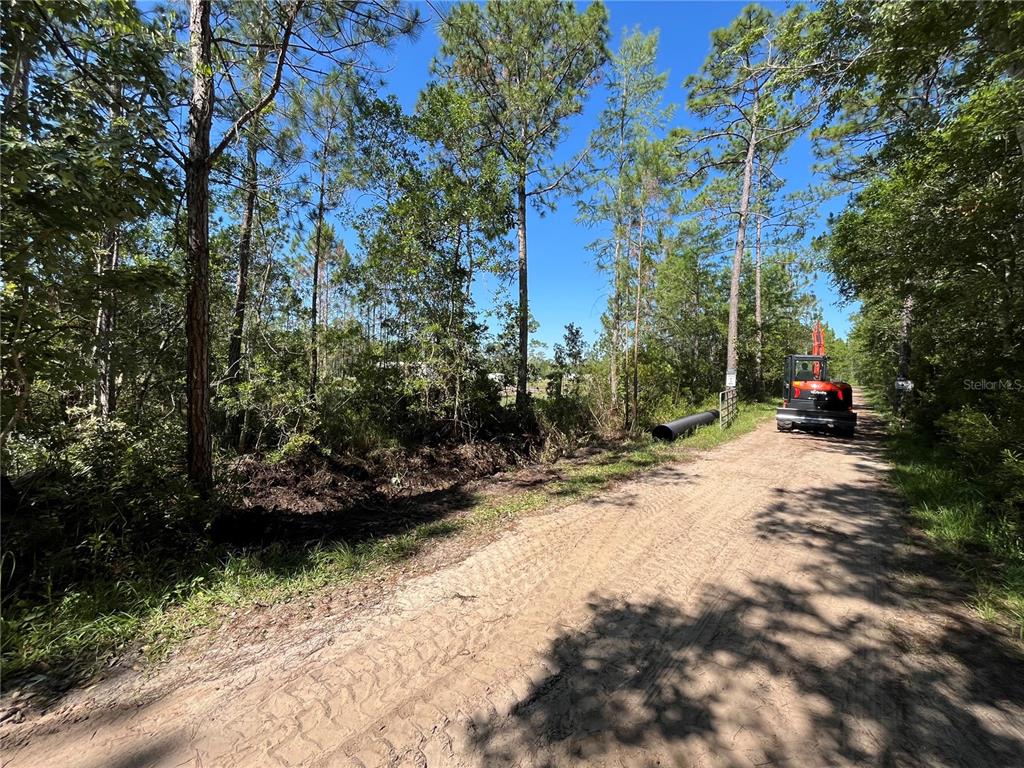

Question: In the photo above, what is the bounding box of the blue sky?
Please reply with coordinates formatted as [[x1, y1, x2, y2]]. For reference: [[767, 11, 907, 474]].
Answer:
[[357, 0, 857, 348]]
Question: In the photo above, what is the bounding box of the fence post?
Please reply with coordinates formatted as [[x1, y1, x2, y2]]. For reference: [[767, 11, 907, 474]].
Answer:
[[719, 387, 738, 429]]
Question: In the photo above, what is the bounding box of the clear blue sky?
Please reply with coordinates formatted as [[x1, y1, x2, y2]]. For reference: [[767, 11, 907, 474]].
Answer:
[[355, 0, 857, 348]]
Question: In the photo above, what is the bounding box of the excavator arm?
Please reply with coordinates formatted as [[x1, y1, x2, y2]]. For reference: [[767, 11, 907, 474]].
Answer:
[[812, 320, 825, 357], [812, 320, 825, 377]]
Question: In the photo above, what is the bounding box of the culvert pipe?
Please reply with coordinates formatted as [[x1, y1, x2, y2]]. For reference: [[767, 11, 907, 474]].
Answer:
[[651, 410, 719, 441]]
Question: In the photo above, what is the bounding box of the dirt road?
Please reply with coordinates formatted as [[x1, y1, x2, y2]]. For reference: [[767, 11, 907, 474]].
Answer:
[[4, 402, 1023, 767]]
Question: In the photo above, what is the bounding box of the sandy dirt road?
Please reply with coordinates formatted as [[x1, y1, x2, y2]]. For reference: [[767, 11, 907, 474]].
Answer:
[[4, 401, 1023, 767]]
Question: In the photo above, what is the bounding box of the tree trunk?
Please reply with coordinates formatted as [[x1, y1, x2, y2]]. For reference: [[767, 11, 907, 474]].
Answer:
[[93, 229, 120, 417], [310, 180, 326, 399], [895, 290, 914, 416], [621, 220, 636, 431], [93, 87, 125, 419], [227, 139, 257, 447], [1, 24, 31, 120], [515, 178, 529, 411], [185, 0, 214, 490], [609, 232, 621, 417], [321, 256, 330, 329], [631, 206, 646, 430], [464, 218, 475, 302], [611, 103, 628, 422], [692, 279, 701, 392], [897, 292, 913, 380], [455, 218, 476, 429], [183, 0, 300, 485], [1002, 250, 1017, 359], [725, 95, 759, 391], [754, 204, 764, 400], [1, 298, 30, 448]]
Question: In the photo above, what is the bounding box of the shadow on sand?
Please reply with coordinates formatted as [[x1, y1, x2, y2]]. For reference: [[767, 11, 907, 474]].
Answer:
[[467, 411, 1024, 766]]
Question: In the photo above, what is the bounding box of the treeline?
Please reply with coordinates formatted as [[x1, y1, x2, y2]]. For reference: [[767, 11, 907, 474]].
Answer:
[[1, 0, 825, 495], [819, 1, 1023, 594], [819, 0, 1019, 614]]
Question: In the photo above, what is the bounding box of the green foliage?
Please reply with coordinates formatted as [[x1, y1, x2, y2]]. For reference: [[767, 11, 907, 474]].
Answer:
[[936, 405, 1024, 516], [272, 433, 321, 463], [3, 416, 201, 584], [681, 3, 817, 199], [0, 415, 209, 675], [737, 250, 816, 395], [577, 27, 675, 258], [889, 426, 1024, 634], [818, 0, 1023, 501], [538, 324, 596, 457], [536, 396, 594, 460], [436, 0, 609, 186], [434, 0, 609, 406], [11, 0, 1018, 688], [1, 401, 772, 680], [547, 323, 586, 399], [1, 0, 176, 442]]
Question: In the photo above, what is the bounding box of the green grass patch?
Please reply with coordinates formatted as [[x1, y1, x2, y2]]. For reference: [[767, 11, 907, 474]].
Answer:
[[2, 402, 775, 683], [886, 427, 1024, 637], [543, 403, 775, 502]]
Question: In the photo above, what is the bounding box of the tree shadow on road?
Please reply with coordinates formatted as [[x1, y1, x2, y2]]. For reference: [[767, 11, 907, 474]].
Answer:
[[468, 581, 1023, 767], [467, 413, 1024, 766]]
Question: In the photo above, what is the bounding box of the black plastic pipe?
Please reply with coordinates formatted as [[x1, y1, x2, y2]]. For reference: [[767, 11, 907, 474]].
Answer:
[[651, 410, 720, 441]]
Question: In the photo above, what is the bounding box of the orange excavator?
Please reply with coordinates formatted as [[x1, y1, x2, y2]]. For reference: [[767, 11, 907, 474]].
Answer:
[[775, 320, 856, 437]]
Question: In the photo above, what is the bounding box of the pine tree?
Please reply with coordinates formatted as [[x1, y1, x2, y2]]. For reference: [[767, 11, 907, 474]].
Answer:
[[577, 29, 673, 422], [435, 0, 608, 411], [181, 0, 418, 488], [682, 4, 817, 392]]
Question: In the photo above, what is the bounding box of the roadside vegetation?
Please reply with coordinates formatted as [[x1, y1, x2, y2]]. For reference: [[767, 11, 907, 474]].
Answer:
[[1, 0, 819, 689], [820, 2, 1024, 636], [881, 410, 1024, 637], [2, 404, 773, 683]]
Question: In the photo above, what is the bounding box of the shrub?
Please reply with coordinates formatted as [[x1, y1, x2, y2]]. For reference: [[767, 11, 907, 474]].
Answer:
[[937, 401, 1024, 518], [271, 432, 321, 463], [2, 415, 203, 597], [936, 407, 1003, 473], [537, 393, 597, 459]]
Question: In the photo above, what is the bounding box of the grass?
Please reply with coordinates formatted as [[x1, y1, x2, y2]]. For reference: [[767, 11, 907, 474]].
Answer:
[[883, 419, 1024, 638], [2, 402, 775, 686]]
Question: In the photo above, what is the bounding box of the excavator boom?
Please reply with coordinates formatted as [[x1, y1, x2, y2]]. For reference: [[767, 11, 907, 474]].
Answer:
[[812, 319, 826, 356]]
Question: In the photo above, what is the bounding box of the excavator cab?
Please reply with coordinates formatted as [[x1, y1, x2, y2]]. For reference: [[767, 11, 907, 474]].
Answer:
[[788, 355, 826, 384]]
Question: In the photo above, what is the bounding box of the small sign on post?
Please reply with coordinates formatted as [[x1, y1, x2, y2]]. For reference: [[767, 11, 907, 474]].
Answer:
[[895, 378, 914, 392], [725, 369, 737, 389]]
